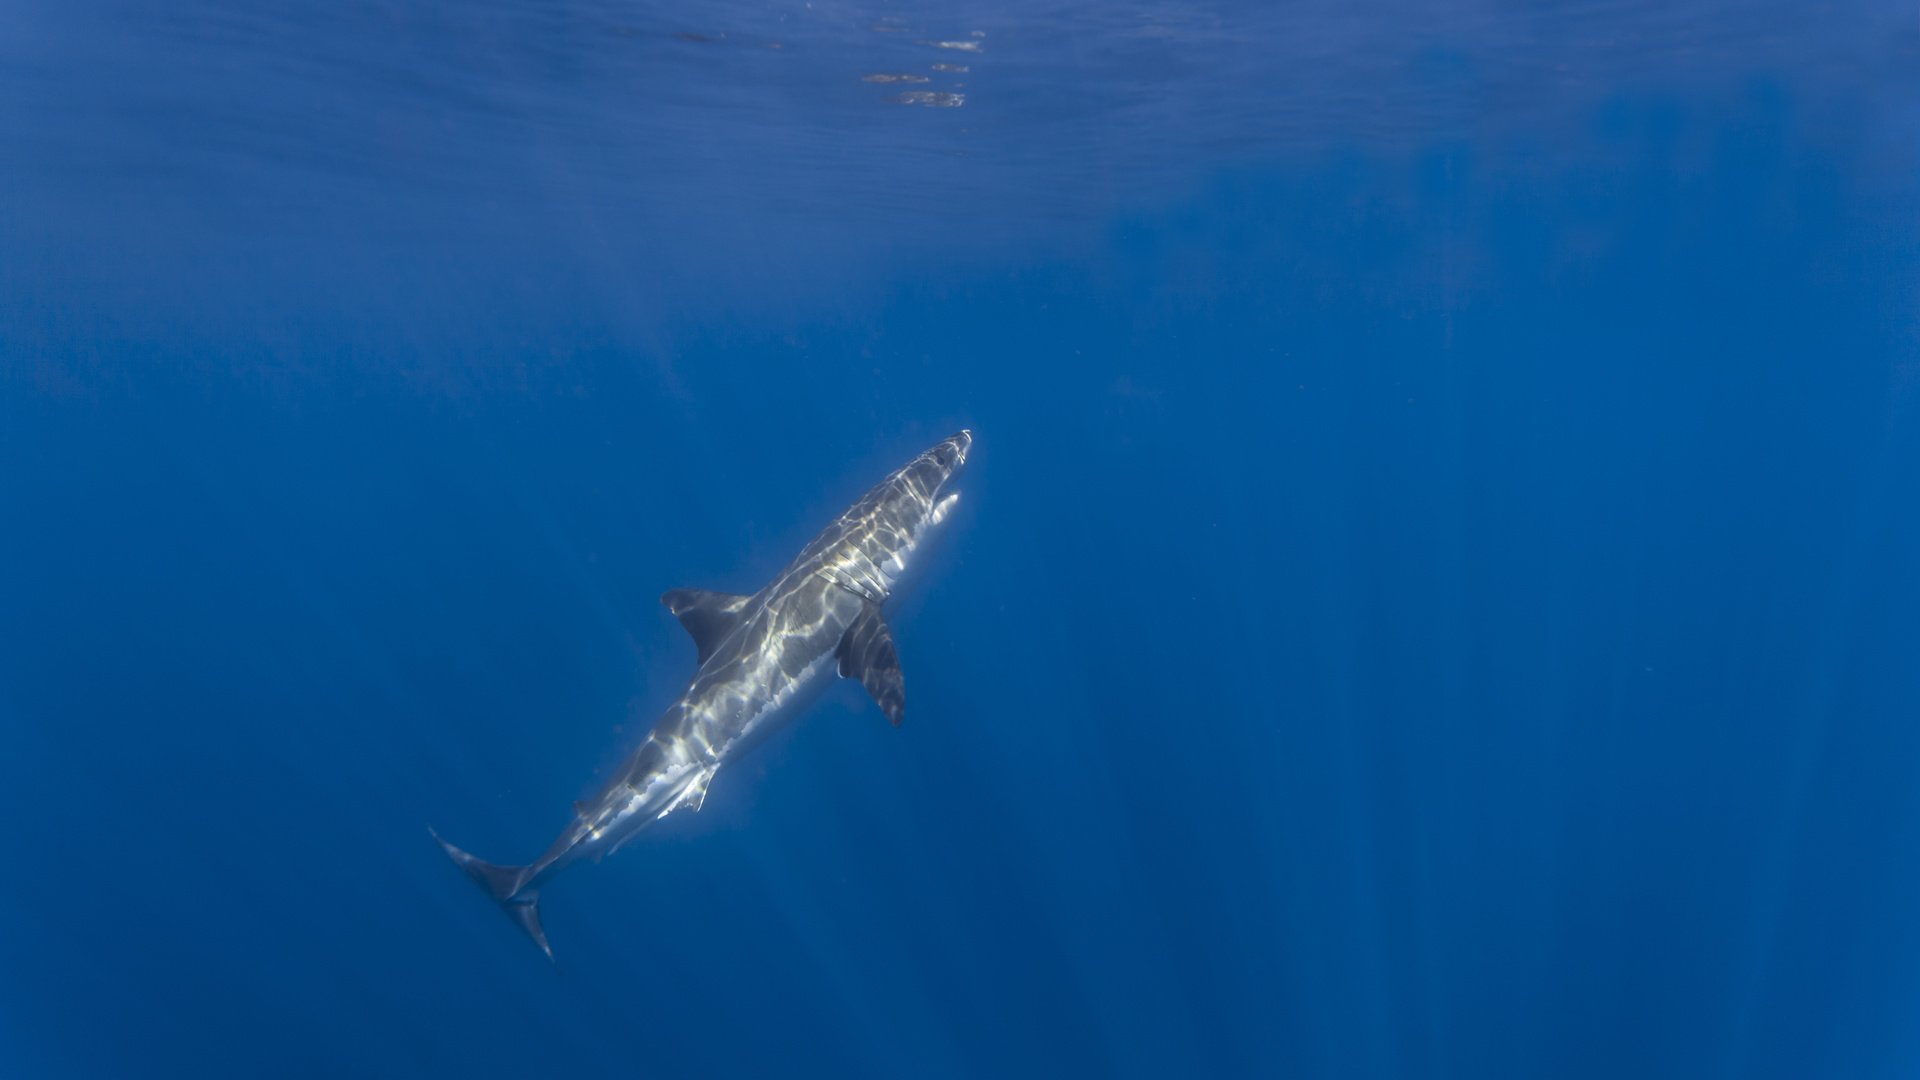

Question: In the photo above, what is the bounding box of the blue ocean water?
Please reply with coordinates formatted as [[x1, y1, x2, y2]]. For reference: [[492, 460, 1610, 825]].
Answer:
[[3, 2, 1918, 1076]]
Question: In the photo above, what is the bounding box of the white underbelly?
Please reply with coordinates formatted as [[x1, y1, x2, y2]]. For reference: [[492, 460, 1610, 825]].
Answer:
[[718, 649, 837, 763]]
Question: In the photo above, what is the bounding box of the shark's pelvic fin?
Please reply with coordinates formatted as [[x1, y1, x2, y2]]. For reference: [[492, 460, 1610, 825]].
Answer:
[[838, 606, 905, 726], [430, 828, 553, 962], [661, 588, 753, 664]]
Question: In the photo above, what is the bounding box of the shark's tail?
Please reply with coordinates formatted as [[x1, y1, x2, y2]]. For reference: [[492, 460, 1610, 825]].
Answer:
[[430, 828, 553, 961]]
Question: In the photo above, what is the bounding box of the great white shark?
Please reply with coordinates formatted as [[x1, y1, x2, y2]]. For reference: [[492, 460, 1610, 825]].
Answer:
[[432, 430, 972, 959]]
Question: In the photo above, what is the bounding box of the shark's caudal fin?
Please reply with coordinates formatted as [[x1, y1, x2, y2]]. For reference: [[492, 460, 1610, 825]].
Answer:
[[430, 829, 553, 961]]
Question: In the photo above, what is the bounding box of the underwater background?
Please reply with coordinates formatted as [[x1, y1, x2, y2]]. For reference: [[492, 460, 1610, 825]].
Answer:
[[3, 2, 1918, 1076]]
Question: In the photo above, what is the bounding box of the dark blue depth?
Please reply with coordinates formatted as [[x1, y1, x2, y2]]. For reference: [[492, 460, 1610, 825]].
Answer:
[[2, 3, 1917, 1077]]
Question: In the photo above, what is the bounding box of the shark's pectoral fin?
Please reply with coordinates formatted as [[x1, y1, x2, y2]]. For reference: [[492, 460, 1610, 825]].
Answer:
[[838, 607, 905, 726], [662, 588, 753, 664]]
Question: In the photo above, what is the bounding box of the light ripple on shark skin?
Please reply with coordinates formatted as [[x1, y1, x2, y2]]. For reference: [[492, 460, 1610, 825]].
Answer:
[[431, 431, 974, 961]]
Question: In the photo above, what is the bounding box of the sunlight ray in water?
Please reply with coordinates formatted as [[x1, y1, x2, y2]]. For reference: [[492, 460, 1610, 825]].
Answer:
[[2, 2, 1916, 1077]]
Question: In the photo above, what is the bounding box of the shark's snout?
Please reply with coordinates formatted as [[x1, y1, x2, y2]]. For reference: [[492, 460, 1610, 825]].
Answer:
[[913, 430, 971, 526], [931, 429, 972, 472]]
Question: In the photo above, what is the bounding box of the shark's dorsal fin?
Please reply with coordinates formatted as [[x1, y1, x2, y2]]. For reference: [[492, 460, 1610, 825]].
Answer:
[[838, 606, 905, 726], [661, 588, 752, 664]]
